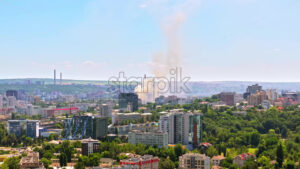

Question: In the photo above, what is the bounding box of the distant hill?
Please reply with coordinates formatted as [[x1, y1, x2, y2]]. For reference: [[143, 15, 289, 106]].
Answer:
[[0, 79, 300, 97], [188, 81, 300, 97], [0, 78, 108, 85]]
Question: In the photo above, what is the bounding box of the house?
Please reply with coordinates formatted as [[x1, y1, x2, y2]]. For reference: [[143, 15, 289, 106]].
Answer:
[[233, 153, 256, 167], [211, 155, 225, 166]]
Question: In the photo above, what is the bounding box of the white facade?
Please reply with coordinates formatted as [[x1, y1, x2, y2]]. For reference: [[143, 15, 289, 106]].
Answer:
[[128, 131, 168, 148], [158, 111, 200, 145], [158, 114, 170, 133]]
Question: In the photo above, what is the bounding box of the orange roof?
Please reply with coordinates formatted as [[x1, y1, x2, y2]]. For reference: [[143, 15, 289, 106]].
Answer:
[[212, 155, 225, 160], [212, 166, 222, 169]]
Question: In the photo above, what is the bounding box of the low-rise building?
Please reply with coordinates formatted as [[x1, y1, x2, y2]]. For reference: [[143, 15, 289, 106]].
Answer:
[[120, 155, 159, 169], [19, 152, 43, 169], [81, 138, 100, 156], [128, 131, 168, 148], [113, 112, 142, 125], [179, 153, 210, 169], [211, 155, 225, 166], [233, 153, 256, 168], [108, 122, 157, 135], [64, 115, 108, 140], [100, 158, 115, 168]]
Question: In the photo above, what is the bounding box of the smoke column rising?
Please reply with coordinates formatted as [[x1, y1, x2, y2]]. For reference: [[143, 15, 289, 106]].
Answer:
[[136, 0, 201, 103], [149, 0, 201, 77]]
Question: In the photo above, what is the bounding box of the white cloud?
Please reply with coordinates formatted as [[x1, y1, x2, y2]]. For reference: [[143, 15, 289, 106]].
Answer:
[[140, 4, 147, 8], [82, 60, 98, 66]]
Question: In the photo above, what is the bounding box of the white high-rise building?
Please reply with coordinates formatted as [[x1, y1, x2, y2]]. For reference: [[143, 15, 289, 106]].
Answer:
[[158, 114, 170, 133], [158, 111, 203, 146]]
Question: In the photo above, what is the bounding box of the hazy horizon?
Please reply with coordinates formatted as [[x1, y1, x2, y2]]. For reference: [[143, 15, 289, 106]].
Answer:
[[2, 77, 300, 83]]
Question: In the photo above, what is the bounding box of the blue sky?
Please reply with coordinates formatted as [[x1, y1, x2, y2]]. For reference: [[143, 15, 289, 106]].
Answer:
[[0, 0, 300, 81]]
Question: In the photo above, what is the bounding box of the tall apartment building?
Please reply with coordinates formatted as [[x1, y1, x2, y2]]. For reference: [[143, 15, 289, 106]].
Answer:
[[26, 120, 40, 138], [248, 91, 267, 106], [100, 103, 112, 117], [81, 137, 100, 156], [93, 116, 108, 139], [159, 111, 203, 146], [64, 116, 108, 140], [244, 84, 263, 99], [128, 131, 168, 148], [179, 153, 210, 169], [246, 84, 262, 94], [119, 93, 139, 112], [219, 92, 235, 106], [120, 155, 159, 169], [8, 120, 39, 138], [188, 113, 202, 147], [158, 114, 170, 133]]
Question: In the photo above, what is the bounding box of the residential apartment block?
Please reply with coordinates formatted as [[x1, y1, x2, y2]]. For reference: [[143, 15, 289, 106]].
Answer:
[[179, 153, 210, 169], [128, 131, 168, 148], [120, 155, 159, 169]]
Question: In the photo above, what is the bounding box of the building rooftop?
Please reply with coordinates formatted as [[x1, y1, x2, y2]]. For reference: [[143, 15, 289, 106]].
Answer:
[[235, 153, 256, 160], [48, 140, 60, 145], [81, 137, 99, 143], [19, 152, 41, 167], [8, 120, 39, 122], [181, 153, 210, 160], [120, 155, 158, 163], [129, 130, 167, 135], [212, 155, 225, 161], [117, 112, 140, 115]]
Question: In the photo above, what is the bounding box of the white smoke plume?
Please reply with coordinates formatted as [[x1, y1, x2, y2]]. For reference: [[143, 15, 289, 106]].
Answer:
[[136, 0, 201, 103], [148, 0, 201, 76]]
